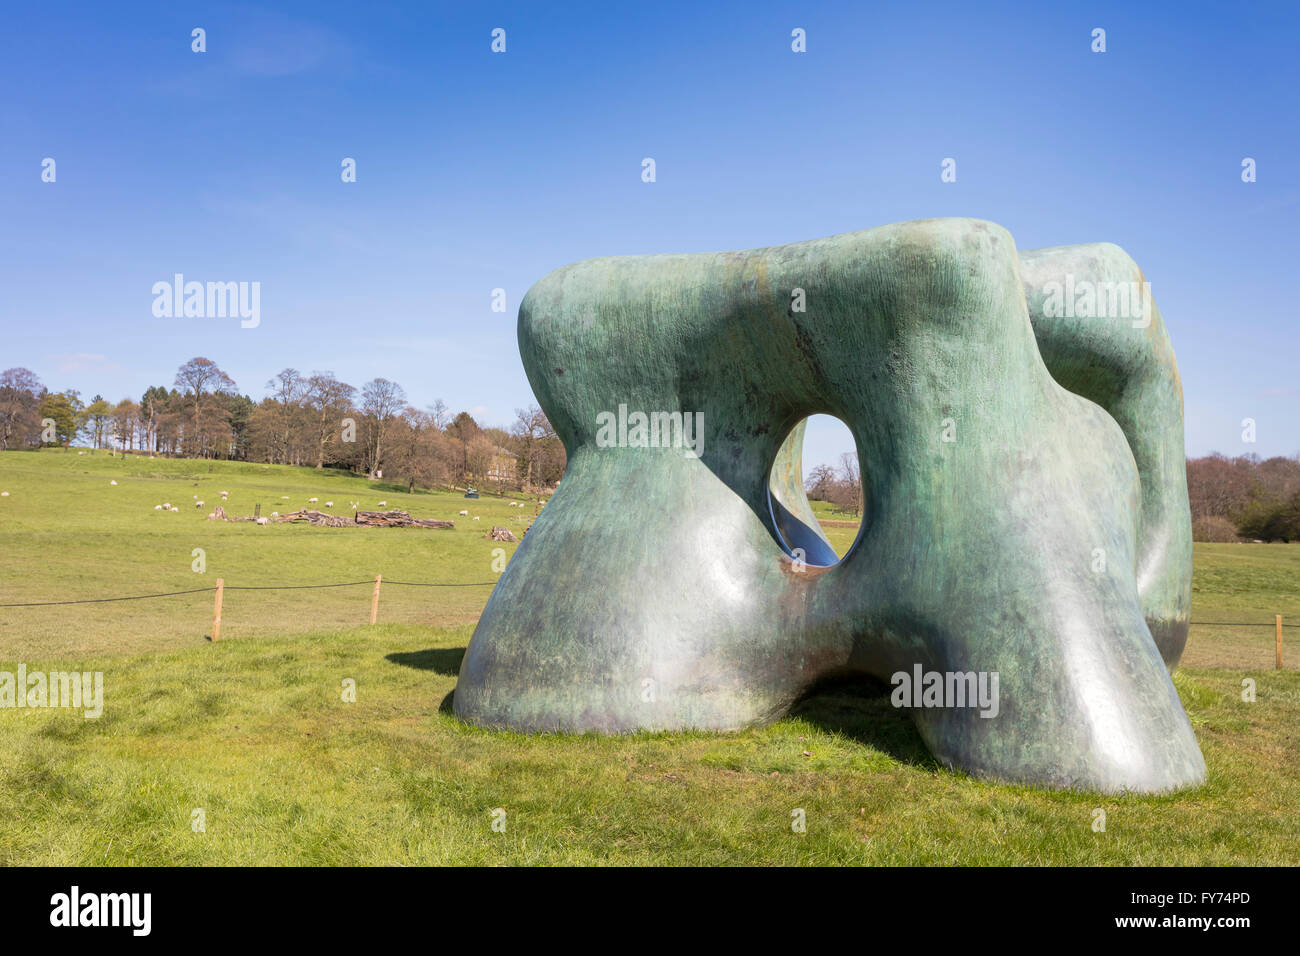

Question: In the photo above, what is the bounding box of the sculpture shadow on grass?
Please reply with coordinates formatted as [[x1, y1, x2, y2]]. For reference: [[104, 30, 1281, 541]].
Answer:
[[791, 677, 940, 771], [385, 648, 465, 677]]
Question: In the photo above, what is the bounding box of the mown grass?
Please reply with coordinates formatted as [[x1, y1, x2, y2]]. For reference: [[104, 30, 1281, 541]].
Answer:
[[1, 624, 1295, 865], [0, 449, 531, 657], [1, 450, 1297, 864]]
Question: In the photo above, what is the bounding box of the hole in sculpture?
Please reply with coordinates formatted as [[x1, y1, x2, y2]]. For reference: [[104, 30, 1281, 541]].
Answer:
[[766, 414, 862, 568]]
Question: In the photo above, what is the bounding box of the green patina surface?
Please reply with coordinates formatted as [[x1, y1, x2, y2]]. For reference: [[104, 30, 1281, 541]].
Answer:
[[455, 218, 1202, 794]]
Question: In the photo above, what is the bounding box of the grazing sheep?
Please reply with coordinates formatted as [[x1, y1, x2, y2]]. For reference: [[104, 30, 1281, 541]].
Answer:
[[170, 506, 180, 512], [472, 516, 481, 521], [271, 511, 279, 517], [0, 491, 8, 497], [509, 501, 518, 506], [325, 501, 333, 507], [110, 480, 118, 486], [308, 497, 319, 503], [281, 495, 289, 500], [377, 500, 387, 507], [219, 490, 229, 496], [162, 502, 171, 509], [195, 501, 204, 508], [459, 509, 468, 516], [154, 505, 162, 510], [350, 501, 359, 510], [255, 516, 269, 525]]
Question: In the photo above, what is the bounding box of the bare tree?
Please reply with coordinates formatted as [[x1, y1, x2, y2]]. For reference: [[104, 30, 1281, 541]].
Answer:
[[360, 377, 406, 477], [174, 357, 236, 457], [111, 398, 140, 451], [265, 368, 308, 465], [510, 405, 553, 491], [0, 367, 43, 449], [805, 463, 837, 501], [427, 398, 450, 430], [307, 372, 356, 469], [827, 451, 862, 515]]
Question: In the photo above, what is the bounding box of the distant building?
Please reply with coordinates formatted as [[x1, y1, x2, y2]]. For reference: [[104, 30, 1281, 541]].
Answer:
[[487, 447, 517, 482]]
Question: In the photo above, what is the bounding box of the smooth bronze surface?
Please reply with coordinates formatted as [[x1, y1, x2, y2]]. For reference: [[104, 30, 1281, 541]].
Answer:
[[455, 218, 1203, 794]]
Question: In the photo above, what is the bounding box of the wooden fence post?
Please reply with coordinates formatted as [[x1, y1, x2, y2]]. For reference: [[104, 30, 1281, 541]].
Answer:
[[212, 578, 224, 642], [370, 573, 382, 625], [1277, 615, 1283, 670]]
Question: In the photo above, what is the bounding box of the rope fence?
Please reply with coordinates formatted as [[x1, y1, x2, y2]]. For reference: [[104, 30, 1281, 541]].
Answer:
[[0, 578, 498, 607], [0, 575, 500, 641], [0, 584, 1293, 665]]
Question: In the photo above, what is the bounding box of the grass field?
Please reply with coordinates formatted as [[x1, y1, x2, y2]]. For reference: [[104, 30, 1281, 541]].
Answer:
[[1, 449, 1297, 865], [0, 450, 530, 658]]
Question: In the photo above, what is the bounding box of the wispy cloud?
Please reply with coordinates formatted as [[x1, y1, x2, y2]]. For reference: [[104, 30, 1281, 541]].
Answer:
[[226, 9, 353, 77], [47, 353, 121, 375]]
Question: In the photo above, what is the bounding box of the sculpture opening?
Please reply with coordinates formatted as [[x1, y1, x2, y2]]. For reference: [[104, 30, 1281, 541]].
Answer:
[[766, 415, 860, 568]]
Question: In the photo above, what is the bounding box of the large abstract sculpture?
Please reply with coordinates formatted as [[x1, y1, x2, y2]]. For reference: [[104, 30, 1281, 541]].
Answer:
[[455, 218, 1204, 794]]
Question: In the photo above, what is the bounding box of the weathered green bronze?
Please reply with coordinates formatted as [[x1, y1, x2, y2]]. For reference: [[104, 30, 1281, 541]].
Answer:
[[455, 218, 1204, 794]]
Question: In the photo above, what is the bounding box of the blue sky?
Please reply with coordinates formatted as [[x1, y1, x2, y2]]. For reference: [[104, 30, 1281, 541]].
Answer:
[[2, 0, 1297, 472]]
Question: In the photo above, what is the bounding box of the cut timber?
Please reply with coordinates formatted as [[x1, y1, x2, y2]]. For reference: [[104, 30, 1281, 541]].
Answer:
[[351, 509, 454, 529], [486, 525, 518, 542]]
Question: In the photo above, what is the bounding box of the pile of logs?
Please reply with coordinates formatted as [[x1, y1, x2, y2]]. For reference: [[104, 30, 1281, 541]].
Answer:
[[207, 505, 453, 529], [350, 509, 454, 529], [486, 525, 519, 542]]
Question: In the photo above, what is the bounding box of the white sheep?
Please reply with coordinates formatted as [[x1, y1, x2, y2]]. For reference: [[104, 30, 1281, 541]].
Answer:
[[377, 500, 387, 507], [350, 501, 359, 510], [195, 501, 204, 508], [162, 502, 172, 509], [270, 511, 279, 517], [170, 506, 180, 512], [0, 491, 8, 497], [472, 516, 480, 521], [219, 490, 229, 496], [281, 495, 289, 500], [110, 480, 118, 486], [308, 497, 319, 503], [154, 505, 162, 510], [458, 509, 468, 516], [325, 501, 333, 507]]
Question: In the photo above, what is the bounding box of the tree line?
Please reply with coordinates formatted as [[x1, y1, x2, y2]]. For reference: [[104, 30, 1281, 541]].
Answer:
[[0, 359, 565, 493], [5, 359, 1297, 535], [1187, 453, 1300, 542], [802, 451, 1300, 541]]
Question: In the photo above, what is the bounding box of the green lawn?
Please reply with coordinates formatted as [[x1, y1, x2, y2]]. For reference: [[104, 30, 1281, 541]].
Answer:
[[1, 449, 1297, 865], [0, 449, 531, 658]]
